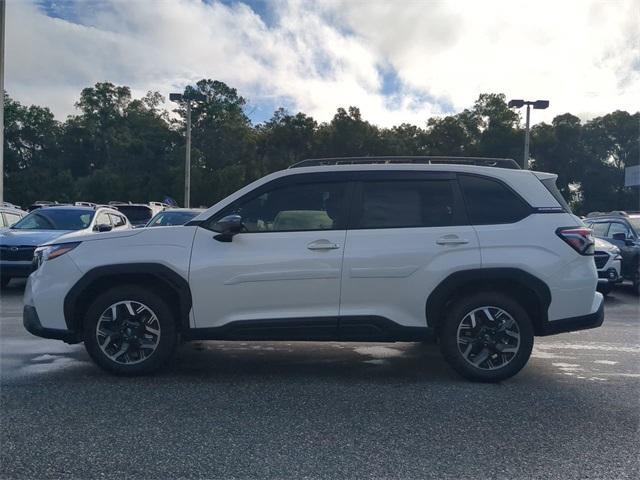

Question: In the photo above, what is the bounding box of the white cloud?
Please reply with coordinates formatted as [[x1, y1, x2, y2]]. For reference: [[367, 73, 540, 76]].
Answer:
[[5, 0, 639, 127]]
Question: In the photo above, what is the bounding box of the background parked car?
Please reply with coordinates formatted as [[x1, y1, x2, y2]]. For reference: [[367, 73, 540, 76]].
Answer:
[[0, 205, 131, 288], [0, 204, 27, 228], [145, 208, 205, 227], [111, 202, 169, 228], [585, 211, 640, 294], [593, 237, 622, 295]]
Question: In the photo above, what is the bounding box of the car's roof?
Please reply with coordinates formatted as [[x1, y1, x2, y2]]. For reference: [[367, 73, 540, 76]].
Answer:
[[159, 208, 205, 213], [0, 207, 25, 214], [278, 163, 543, 179], [35, 206, 119, 213], [290, 156, 521, 169]]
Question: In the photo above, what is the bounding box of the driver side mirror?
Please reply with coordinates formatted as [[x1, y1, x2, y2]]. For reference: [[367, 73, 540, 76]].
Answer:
[[213, 215, 244, 242], [612, 232, 634, 246], [94, 223, 113, 233]]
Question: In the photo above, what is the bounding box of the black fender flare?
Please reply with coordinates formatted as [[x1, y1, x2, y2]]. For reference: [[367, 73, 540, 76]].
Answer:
[[426, 268, 551, 331], [63, 263, 192, 334]]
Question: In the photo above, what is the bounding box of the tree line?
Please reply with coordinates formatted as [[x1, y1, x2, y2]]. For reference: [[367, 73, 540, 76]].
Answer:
[[4, 79, 638, 214]]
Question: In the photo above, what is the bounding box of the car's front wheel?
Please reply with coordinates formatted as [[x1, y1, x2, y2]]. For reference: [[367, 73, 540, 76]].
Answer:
[[597, 283, 613, 296], [439, 292, 534, 382], [83, 286, 177, 375]]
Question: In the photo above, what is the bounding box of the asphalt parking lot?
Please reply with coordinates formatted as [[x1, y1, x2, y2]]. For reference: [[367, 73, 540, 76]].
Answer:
[[1, 280, 638, 480]]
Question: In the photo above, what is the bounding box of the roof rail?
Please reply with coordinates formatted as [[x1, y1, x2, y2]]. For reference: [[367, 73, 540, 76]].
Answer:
[[1, 201, 21, 209], [289, 156, 521, 170], [586, 210, 629, 218]]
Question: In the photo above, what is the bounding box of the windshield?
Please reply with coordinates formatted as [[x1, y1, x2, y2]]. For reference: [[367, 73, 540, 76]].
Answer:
[[12, 209, 94, 231], [628, 217, 640, 234], [115, 206, 153, 225], [146, 211, 199, 227]]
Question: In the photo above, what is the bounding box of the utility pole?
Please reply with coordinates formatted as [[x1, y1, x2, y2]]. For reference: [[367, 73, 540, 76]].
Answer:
[[508, 99, 550, 169], [0, 0, 5, 204], [170, 90, 205, 208], [524, 103, 531, 170], [185, 100, 191, 208]]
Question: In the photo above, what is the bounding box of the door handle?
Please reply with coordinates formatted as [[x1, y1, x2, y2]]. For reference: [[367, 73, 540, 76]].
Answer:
[[307, 240, 340, 250], [436, 235, 469, 246]]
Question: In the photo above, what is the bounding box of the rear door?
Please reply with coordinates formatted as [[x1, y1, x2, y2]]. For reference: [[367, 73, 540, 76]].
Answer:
[[340, 171, 480, 330]]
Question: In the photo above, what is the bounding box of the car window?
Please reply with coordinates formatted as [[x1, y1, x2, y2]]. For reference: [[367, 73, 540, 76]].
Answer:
[[115, 206, 153, 226], [588, 222, 610, 237], [354, 180, 456, 229], [626, 217, 640, 236], [11, 209, 94, 230], [608, 222, 630, 238], [96, 212, 112, 226], [147, 211, 198, 227], [215, 182, 348, 232], [459, 175, 531, 225], [109, 214, 126, 227]]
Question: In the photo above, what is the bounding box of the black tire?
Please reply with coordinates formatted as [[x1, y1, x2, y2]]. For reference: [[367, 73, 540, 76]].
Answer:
[[633, 267, 640, 296], [0, 276, 11, 289], [439, 292, 534, 382], [83, 285, 177, 376], [597, 283, 612, 296]]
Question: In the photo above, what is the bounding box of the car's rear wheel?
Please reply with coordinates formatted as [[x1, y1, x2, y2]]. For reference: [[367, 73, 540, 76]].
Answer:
[[83, 286, 177, 375], [440, 292, 534, 382], [0, 276, 10, 289]]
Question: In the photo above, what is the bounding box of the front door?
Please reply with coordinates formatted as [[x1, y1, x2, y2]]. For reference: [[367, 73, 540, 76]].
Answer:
[[189, 179, 350, 332], [607, 221, 636, 278]]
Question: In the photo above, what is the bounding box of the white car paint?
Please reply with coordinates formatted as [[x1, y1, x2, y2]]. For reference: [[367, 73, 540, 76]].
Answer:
[[25, 162, 603, 345]]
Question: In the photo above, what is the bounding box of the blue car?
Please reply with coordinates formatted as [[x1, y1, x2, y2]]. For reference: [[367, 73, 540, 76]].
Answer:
[[0, 205, 131, 287]]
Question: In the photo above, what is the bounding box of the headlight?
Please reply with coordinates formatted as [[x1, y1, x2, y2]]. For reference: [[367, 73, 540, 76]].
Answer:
[[34, 242, 81, 266]]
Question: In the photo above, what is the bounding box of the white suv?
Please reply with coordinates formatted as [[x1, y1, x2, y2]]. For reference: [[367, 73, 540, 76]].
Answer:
[[23, 157, 604, 382]]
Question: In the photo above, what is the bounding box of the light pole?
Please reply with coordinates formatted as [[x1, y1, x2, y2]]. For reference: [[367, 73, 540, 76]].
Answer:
[[170, 92, 199, 208], [0, 0, 5, 204], [508, 99, 549, 169]]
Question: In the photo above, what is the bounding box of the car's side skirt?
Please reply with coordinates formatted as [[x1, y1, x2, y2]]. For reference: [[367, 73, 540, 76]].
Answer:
[[183, 315, 435, 343]]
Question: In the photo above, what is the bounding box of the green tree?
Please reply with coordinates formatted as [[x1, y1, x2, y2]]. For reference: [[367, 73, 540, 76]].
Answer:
[[314, 107, 383, 157], [256, 108, 318, 174]]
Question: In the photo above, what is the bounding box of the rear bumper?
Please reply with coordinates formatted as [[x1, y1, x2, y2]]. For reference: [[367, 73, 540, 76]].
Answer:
[[539, 293, 604, 336], [23, 305, 80, 344]]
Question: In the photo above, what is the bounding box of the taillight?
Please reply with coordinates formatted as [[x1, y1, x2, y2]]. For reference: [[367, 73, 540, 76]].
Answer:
[[556, 227, 594, 255]]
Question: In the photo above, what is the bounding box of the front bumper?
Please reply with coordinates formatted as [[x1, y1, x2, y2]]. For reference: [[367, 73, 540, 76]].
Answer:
[[0, 260, 34, 278], [597, 256, 622, 285], [23, 305, 80, 344], [539, 293, 604, 336]]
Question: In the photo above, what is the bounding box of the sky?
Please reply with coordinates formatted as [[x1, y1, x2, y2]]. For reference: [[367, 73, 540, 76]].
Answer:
[[5, 0, 640, 127]]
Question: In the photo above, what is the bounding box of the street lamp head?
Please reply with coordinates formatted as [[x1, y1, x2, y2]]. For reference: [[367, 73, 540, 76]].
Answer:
[[533, 100, 550, 109], [508, 99, 525, 108], [169, 93, 183, 102]]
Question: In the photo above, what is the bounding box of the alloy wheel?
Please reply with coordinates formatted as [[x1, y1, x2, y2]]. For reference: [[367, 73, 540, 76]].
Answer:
[[96, 300, 161, 365], [456, 306, 520, 370]]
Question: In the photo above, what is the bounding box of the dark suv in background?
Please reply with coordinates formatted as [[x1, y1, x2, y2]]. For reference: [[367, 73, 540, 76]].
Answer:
[[585, 211, 640, 294]]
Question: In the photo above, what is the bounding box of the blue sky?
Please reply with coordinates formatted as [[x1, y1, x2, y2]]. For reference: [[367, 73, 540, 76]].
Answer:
[[6, 0, 639, 126]]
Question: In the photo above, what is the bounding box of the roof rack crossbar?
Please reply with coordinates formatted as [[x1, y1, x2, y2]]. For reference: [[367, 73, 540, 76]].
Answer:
[[289, 156, 520, 170]]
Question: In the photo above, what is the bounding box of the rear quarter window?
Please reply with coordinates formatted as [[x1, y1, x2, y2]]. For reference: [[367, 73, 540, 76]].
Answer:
[[459, 175, 531, 225], [540, 177, 571, 212]]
